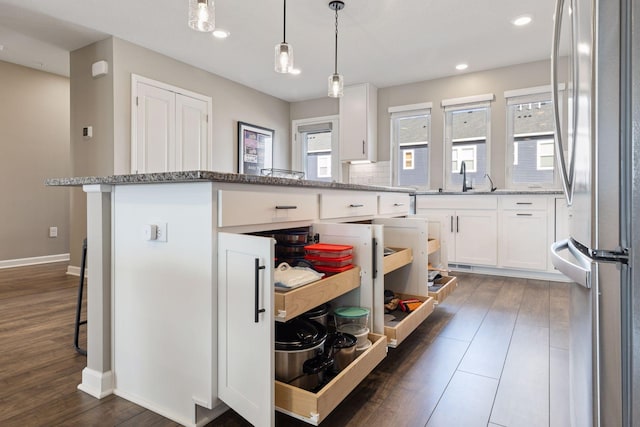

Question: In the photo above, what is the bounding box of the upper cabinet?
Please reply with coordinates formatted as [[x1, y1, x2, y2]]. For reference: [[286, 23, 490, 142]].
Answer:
[[339, 83, 377, 163]]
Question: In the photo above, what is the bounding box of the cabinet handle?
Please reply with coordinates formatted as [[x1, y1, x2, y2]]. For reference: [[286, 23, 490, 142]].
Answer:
[[516, 202, 533, 205], [372, 237, 378, 279], [393, 203, 405, 207], [517, 213, 533, 216], [450, 216, 454, 233], [456, 216, 460, 233], [362, 140, 365, 155], [349, 203, 364, 208], [275, 205, 297, 210], [254, 259, 266, 323]]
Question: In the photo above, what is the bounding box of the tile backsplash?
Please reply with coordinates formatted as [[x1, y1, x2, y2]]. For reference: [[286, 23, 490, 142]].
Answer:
[[348, 161, 391, 186]]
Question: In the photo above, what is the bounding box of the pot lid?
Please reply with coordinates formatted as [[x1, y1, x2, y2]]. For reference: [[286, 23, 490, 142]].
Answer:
[[330, 332, 357, 349], [302, 303, 330, 318], [334, 306, 370, 318], [275, 318, 327, 351]]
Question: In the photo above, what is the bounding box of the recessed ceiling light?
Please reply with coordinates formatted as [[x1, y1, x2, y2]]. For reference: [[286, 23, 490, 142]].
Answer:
[[212, 29, 230, 39], [289, 68, 301, 75], [513, 15, 532, 26], [455, 63, 468, 71]]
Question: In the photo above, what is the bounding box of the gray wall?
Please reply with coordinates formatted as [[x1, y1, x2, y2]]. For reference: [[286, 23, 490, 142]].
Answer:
[[0, 60, 70, 261], [68, 37, 291, 265], [291, 58, 567, 190]]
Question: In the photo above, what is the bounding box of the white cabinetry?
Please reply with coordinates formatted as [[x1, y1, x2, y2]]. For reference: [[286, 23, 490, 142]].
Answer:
[[416, 196, 498, 266], [498, 196, 549, 271], [339, 83, 377, 162]]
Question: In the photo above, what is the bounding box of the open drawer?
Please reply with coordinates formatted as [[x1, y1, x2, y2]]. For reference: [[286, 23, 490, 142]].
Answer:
[[383, 294, 435, 348], [427, 238, 440, 255], [274, 266, 361, 322], [428, 275, 457, 304], [382, 247, 412, 275], [275, 333, 387, 425]]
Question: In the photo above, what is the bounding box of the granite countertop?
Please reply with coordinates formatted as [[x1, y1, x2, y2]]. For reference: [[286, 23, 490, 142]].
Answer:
[[415, 189, 563, 196], [45, 170, 415, 193]]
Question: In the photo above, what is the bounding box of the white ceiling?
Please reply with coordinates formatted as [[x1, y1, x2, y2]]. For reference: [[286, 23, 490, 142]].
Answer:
[[0, 0, 556, 102]]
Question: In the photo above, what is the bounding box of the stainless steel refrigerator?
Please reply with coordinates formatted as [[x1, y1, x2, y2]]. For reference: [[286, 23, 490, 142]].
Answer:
[[549, 0, 638, 426]]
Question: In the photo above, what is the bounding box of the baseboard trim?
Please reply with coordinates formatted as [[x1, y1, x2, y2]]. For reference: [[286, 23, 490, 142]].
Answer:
[[0, 253, 70, 270], [449, 264, 571, 282], [77, 368, 114, 399], [66, 265, 86, 277]]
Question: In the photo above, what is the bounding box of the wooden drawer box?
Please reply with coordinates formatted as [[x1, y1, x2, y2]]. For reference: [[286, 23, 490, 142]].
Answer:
[[384, 294, 435, 348], [275, 333, 387, 425], [382, 247, 412, 275], [218, 189, 318, 227], [428, 275, 457, 304], [427, 238, 440, 255], [274, 267, 361, 322]]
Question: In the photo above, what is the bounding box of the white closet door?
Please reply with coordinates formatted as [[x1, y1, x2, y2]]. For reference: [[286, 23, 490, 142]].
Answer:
[[135, 82, 175, 173], [176, 94, 208, 171]]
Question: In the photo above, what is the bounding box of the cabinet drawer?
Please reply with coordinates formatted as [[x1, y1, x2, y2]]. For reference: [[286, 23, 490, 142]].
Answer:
[[319, 192, 377, 219], [428, 275, 457, 304], [274, 267, 361, 322], [384, 294, 435, 348], [501, 196, 548, 211], [416, 195, 497, 210], [383, 247, 412, 275], [218, 190, 317, 227], [275, 333, 387, 425], [378, 193, 410, 215]]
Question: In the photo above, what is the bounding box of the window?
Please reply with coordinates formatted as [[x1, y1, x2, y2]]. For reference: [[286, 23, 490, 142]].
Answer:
[[403, 149, 415, 170], [443, 95, 492, 190], [390, 103, 431, 188], [292, 116, 339, 182], [505, 87, 558, 188]]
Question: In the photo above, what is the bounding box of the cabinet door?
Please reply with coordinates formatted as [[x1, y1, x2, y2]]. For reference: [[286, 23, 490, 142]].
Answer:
[[218, 233, 274, 427], [500, 211, 548, 270], [416, 209, 455, 264], [455, 210, 498, 265], [339, 84, 376, 162], [312, 222, 382, 332], [134, 82, 175, 173]]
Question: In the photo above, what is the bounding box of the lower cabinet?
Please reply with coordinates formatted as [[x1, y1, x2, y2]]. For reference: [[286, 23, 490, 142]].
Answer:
[[499, 210, 548, 270], [218, 217, 448, 426]]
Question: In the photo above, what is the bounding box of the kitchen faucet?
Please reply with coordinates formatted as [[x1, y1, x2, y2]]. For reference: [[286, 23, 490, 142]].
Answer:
[[459, 161, 470, 192]]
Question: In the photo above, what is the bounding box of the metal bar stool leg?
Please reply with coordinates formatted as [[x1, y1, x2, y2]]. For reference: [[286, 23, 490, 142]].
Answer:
[[74, 238, 87, 356]]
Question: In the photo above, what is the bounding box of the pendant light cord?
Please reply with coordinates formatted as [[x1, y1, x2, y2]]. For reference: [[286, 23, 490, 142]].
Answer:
[[283, 0, 287, 43], [334, 7, 339, 74]]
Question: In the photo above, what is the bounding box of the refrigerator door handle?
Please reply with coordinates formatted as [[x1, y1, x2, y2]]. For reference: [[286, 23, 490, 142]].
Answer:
[[551, 239, 592, 288], [551, 0, 577, 205]]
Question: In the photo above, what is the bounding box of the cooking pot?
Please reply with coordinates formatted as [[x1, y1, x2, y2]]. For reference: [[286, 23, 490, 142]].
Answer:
[[275, 318, 328, 391], [301, 303, 330, 328], [325, 332, 357, 373]]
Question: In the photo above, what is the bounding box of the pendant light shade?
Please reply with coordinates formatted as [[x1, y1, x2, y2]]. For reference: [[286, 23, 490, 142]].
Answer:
[[328, 73, 344, 98], [275, 0, 293, 73], [327, 1, 345, 98], [188, 0, 215, 32]]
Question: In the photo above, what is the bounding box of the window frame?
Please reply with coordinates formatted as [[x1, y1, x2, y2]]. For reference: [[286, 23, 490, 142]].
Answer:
[[442, 97, 493, 191], [504, 86, 562, 190], [389, 103, 432, 189], [291, 115, 339, 182]]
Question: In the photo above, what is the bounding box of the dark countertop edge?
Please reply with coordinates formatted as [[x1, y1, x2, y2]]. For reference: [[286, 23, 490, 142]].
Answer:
[[415, 190, 563, 196], [45, 170, 415, 193]]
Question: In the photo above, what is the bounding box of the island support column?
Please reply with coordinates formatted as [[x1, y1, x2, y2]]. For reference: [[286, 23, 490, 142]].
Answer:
[[77, 184, 114, 398]]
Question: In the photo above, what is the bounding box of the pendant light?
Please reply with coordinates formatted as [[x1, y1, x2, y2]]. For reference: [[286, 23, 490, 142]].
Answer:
[[328, 1, 345, 98], [275, 0, 293, 73], [188, 0, 215, 32]]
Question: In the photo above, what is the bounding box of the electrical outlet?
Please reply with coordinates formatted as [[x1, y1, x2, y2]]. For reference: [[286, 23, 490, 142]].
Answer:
[[49, 226, 58, 238]]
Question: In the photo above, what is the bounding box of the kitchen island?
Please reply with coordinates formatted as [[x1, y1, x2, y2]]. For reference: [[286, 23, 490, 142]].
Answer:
[[46, 171, 417, 427]]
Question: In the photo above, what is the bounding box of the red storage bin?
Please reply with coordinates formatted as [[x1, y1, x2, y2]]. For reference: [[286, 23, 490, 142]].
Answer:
[[304, 243, 353, 258], [304, 254, 353, 268], [313, 264, 354, 276]]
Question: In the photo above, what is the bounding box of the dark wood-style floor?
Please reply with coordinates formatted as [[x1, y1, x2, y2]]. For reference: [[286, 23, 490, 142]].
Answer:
[[0, 263, 570, 427]]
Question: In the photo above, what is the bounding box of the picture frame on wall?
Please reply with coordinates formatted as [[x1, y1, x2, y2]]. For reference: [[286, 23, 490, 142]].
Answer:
[[238, 121, 274, 175]]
